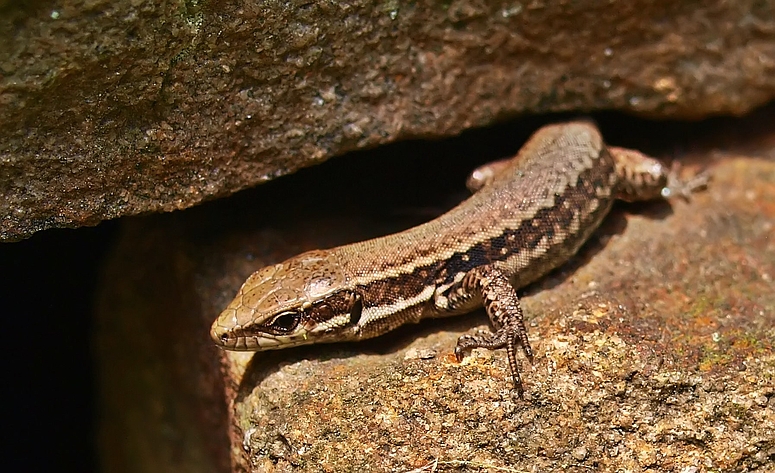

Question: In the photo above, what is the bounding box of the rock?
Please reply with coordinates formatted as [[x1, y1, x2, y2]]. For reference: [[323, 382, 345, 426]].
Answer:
[[96, 116, 775, 472], [3, 1, 775, 240]]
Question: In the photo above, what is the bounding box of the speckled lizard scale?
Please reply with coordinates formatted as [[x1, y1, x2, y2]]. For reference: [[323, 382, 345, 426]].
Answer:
[[211, 121, 706, 394]]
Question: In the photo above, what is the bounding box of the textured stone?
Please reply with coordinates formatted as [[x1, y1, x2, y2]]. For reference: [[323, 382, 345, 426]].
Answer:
[[96, 114, 775, 472], [3, 0, 775, 240], [229, 156, 775, 472]]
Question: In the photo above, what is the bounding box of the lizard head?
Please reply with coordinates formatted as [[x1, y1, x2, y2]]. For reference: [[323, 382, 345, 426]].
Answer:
[[211, 250, 362, 351]]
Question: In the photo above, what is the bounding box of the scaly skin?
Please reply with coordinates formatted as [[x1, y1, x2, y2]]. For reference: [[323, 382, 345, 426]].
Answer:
[[211, 121, 707, 393]]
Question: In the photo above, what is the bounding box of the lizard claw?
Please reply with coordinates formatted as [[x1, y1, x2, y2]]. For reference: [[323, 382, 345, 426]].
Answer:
[[662, 161, 711, 200]]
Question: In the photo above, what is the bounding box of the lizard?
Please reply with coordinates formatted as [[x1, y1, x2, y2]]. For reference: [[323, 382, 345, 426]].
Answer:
[[210, 121, 707, 395]]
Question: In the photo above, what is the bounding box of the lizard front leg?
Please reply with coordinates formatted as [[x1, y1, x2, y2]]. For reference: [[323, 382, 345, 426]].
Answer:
[[444, 265, 534, 395]]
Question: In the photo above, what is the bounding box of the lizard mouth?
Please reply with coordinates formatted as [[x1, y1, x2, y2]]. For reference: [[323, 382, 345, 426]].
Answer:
[[210, 322, 298, 351]]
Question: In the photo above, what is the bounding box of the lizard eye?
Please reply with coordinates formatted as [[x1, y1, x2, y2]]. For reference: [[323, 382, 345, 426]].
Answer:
[[267, 311, 300, 333]]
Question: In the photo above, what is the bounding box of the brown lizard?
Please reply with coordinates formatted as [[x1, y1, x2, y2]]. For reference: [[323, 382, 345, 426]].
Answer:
[[211, 121, 707, 394]]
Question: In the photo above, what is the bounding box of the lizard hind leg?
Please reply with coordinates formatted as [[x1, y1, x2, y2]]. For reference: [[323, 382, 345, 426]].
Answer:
[[453, 265, 534, 395], [608, 146, 709, 202], [465, 158, 513, 192]]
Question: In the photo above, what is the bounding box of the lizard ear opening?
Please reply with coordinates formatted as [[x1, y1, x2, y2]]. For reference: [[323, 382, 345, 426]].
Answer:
[[349, 292, 363, 326]]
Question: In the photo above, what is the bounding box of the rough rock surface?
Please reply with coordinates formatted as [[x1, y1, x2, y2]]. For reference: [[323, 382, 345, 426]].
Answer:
[[228, 159, 774, 473], [96, 114, 774, 473], [3, 0, 775, 240]]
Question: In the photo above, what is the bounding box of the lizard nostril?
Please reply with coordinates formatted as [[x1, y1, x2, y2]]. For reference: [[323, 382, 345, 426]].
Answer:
[[210, 323, 230, 345]]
